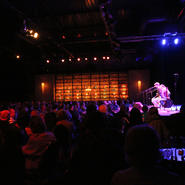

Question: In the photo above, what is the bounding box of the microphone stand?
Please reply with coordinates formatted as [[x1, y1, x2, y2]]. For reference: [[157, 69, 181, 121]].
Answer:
[[173, 73, 179, 111]]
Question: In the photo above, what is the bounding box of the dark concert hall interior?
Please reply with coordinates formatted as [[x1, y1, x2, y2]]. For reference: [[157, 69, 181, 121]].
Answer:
[[0, 0, 185, 185]]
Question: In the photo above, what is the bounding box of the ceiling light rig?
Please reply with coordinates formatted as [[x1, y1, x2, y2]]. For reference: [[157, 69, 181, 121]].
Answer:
[[16, 55, 20, 59], [25, 29, 39, 39], [44, 56, 112, 64], [23, 20, 39, 39], [161, 32, 182, 47], [33, 32, 39, 39]]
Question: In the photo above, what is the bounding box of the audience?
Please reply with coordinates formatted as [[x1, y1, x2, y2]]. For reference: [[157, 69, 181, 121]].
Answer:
[[0, 100, 184, 185], [166, 104, 185, 137], [146, 107, 169, 145], [22, 116, 56, 170], [111, 125, 184, 185], [0, 109, 24, 185], [142, 104, 148, 123], [123, 107, 143, 137]]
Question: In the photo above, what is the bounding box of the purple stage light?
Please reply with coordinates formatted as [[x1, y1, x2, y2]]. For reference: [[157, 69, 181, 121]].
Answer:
[[161, 39, 167, 45], [174, 38, 179, 45]]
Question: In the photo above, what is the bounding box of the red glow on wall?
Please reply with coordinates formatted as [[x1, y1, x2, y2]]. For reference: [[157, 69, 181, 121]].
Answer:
[[41, 82, 45, 94], [77, 33, 81, 38], [137, 80, 142, 92]]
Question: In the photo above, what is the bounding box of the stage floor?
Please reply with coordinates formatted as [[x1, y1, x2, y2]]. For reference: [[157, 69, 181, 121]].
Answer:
[[158, 105, 181, 116], [129, 105, 181, 116]]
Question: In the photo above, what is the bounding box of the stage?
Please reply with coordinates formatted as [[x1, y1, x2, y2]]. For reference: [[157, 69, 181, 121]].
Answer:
[[129, 104, 181, 116], [156, 105, 181, 116]]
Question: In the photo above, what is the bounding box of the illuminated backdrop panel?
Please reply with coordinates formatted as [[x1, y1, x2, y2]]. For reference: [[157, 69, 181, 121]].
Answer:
[[55, 72, 128, 101]]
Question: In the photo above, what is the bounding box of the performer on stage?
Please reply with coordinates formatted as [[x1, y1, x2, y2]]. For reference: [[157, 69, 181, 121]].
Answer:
[[151, 82, 171, 107]]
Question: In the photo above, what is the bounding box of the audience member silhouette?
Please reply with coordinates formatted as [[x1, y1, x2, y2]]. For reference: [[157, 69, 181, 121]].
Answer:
[[146, 107, 169, 145], [112, 125, 184, 185]]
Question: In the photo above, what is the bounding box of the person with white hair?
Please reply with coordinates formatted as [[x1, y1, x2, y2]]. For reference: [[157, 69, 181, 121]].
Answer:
[[151, 82, 171, 108]]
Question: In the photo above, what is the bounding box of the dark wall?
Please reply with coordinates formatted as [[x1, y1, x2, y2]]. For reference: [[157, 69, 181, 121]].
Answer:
[[151, 47, 185, 104], [128, 69, 150, 99], [0, 60, 35, 102], [35, 75, 55, 101]]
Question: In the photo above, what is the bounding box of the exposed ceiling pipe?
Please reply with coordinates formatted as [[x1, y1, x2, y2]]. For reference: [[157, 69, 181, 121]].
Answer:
[[140, 17, 167, 33], [118, 33, 185, 43], [99, 2, 120, 55]]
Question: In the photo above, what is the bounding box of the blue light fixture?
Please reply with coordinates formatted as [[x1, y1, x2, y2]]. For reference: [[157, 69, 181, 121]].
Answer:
[[174, 38, 179, 45], [161, 39, 167, 46]]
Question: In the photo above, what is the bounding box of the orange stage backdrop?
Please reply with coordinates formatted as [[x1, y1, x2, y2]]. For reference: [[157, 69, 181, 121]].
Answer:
[[55, 72, 128, 101]]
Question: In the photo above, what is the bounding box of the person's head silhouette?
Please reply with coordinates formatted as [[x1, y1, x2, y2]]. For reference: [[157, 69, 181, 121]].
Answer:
[[125, 125, 161, 168]]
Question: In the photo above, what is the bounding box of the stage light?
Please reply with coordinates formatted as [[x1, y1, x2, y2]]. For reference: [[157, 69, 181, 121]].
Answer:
[[16, 55, 20, 59], [41, 82, 45, 94], [174, 38, 179, 45], [103, 56, 106, 60], [77, 58, 81, 61], [77, 33, 81, 38], [161, 39, 167, 45], [69, 58, 72, 61], [86, 88, 91, 91], [94, 57, 97, 61], [61, 59, 65, 63], [33, 32, 39, 39], [62, 35, 66, 39], [107, 56, 110, 60], [46, 60, 50, 63], [85, 57, 88, 61], [137, 80, 142, 92]]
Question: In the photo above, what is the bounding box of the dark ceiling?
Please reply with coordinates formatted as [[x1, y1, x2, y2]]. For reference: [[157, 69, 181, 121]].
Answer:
[[0, 0, 185, 62], [1, 0, 185, 102]]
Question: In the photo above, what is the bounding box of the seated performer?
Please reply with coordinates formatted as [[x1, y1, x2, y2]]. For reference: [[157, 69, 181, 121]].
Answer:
[[151, 82, 171, 108]]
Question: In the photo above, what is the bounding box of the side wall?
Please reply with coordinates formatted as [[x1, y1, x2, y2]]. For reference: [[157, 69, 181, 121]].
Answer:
[[128, 69, 150, 99], [35, 74, 55, 101]]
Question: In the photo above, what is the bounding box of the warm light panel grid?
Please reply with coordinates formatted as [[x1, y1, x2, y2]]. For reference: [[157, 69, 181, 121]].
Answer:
[[55, 72, 128, 101]]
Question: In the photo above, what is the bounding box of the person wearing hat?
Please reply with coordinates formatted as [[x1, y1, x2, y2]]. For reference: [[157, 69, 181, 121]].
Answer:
[[151, 82, 171, 108], [0, 110, 10, 123]]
